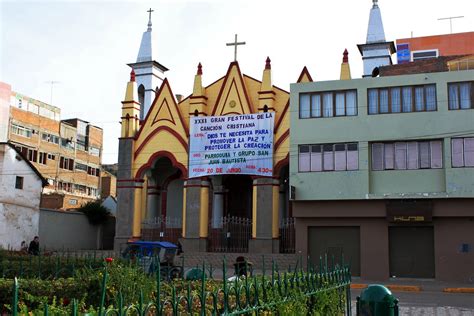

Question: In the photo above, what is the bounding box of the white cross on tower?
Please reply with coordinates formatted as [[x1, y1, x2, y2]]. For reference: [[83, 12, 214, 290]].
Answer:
[[226, 34, 246, 62]]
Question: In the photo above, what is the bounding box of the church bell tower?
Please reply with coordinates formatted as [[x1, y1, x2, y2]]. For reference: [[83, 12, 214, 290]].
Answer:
[[357, 0, 396, 77], [128, 8, 169, 119]]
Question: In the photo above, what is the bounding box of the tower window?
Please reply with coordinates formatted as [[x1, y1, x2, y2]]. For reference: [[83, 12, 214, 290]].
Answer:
[[138, 84, 145, 107]]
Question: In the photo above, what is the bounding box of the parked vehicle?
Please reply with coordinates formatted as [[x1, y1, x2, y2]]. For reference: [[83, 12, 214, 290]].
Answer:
[[121, 240, 183, 280]]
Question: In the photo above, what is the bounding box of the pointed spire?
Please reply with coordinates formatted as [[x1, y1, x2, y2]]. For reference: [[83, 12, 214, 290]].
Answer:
[[343, 49, 349, 63], [130, 69, 136, 82], [259, 56, 274, 111], [261, 56, 272, 91], [340, 49, 351, 80], [197, 62, 203, 75], [136, 9, 154, 62], [193, 62, 204, 96], [265, 56, 271, 70], [366, 0, 386, 43]]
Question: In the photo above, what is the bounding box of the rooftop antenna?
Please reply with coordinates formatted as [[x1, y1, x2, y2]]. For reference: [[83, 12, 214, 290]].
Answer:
[[45, 81, 60, 105], [437, 16, 464, 34]]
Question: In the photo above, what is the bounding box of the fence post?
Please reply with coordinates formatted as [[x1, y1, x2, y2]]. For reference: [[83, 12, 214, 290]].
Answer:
[[71, 298, 78, 316], [98, 265, 108, 316], [200, 261, 206, 316], [156, 262, 161, 315], [12, 277, 18, 316]]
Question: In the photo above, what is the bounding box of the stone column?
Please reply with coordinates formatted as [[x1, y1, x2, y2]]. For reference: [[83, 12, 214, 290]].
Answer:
[[132, 185, 144, 238], [249, 177, 280, 253], [146, 182, 161, 220], [114, 138, 141, 252], [212, 186, 225, 228], [211, 176, 224, 228], [180, 177, 210, 252]]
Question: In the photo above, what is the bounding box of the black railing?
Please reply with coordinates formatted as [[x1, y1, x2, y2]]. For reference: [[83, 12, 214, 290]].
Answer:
[[141, 216, 182, 244], [280, 217, 295, 253], [208, 216, 252, 252]]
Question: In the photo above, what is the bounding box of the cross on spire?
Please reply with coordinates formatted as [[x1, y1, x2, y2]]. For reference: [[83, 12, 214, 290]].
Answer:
[[226, 34, 246, 62], [147, 8, 154, 31]]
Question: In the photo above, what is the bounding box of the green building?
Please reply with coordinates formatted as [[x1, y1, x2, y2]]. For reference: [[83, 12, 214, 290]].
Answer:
[[289, 1, 474, 282]]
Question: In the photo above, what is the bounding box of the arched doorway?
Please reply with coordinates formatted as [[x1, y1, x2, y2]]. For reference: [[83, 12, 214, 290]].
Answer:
[[208, 175, 253, 252], [223, 175, 253, 218], [141, 156, 184, 243]]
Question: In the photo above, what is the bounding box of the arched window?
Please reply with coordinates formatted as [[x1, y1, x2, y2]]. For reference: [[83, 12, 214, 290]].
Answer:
[[138, 84, 145, 107]]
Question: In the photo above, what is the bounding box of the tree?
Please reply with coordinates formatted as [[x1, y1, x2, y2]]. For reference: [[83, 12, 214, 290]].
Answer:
[[79, 201, 111, 225]]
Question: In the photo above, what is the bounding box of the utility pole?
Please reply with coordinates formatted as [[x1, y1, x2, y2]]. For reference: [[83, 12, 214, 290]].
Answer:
[[437, 16, 464, 34]]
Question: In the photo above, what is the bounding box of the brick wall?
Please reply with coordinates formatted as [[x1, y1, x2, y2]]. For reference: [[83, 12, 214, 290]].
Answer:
[[379, 55, 466, 76]]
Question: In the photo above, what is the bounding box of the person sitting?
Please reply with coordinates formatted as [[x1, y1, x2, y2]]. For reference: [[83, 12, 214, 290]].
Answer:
[[20, 241, 28, 254], [28, 236, 40, 256]]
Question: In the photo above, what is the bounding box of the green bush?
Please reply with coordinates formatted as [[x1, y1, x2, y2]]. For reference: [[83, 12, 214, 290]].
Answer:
[[78, 201, 110, 225], [0, 277, 89, 313], [0, 254, 105, 279], [1, 262, 349, 315]]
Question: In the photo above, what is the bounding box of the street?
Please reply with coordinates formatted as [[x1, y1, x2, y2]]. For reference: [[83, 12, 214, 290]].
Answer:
[[351, 289, 474, 315]]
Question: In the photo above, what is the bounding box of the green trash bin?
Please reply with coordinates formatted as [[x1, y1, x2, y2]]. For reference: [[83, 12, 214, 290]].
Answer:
[[356, 284, 399, 316]]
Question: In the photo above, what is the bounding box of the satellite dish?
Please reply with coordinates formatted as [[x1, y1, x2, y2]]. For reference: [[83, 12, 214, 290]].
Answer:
[[372, 67, 380, 77]]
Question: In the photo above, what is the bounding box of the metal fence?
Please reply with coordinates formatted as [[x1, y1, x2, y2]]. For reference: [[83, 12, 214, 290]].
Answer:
[[279, 217, 295, 253], [141, 216, 182, 244], [9, 255, 352, 315], [0, 251, 110, 279], [208, 216, 252, 253]]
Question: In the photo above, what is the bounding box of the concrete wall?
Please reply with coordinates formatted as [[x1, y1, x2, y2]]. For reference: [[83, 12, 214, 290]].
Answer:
[[0, 144, 42, 250], [290, 70, 474, 200], [39, 208, 100, 250]]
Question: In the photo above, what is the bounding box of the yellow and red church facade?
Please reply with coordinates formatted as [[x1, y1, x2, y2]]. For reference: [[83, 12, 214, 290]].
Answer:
[[115, 57, 313, 253]]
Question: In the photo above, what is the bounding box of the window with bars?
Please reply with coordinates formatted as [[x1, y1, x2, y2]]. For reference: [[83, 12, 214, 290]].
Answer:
[[368, 84, 437, 114], [299, 143, 358, 172], [451, 138, 474, 167], [371, 140, 443, 170], [299, 90, 357, 118], [448, 81, 473, 110]]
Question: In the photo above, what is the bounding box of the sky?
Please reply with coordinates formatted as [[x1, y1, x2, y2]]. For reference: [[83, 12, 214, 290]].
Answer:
[[1, 0, 473, 164]]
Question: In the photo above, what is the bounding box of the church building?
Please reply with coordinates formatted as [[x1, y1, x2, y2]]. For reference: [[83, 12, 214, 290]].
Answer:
[[114, 11, 307, 253]]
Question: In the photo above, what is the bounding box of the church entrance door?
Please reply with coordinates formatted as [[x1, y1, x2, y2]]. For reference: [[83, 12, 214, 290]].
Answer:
[[208, 175, 252, 252]]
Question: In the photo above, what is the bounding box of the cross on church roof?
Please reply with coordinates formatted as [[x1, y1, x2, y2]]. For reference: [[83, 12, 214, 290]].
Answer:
[[147, 8, 154, 31], [226, 34, 246, 62]]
